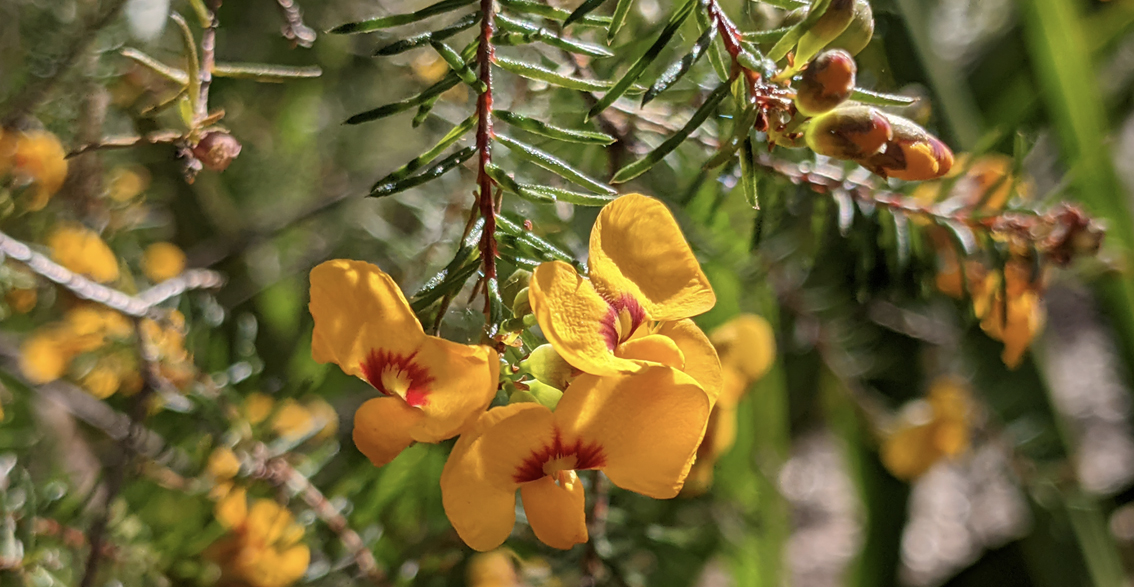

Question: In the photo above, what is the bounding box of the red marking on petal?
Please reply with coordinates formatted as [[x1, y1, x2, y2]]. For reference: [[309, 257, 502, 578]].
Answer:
[[513, 428, 607, 484], [359, 349, 434, 407], [598, 294, 647, 351]]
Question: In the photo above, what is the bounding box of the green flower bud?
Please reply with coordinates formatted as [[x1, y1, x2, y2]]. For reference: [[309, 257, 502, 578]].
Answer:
[[511, 287, 531, 317], [795, 0, 856, 66], [859, 113, 954, 181], [805, 104, 892, 160], [500, 269, 531, 309], [795, 49, 857, 116], [828, 0, 874, 56]]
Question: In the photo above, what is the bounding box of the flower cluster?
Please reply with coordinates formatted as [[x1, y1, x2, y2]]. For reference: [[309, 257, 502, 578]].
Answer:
[[881, 377, 972, 481], [210, 488, 310, 587], [309, 194, 722, 550], [0, 128, 68, 212]]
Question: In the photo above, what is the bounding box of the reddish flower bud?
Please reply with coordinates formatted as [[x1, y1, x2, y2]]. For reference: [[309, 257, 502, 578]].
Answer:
[[859, 114, 953, 181], [191, 131, 242, 172], [804, 105, 892, 161], [795, 49, 857, 116]]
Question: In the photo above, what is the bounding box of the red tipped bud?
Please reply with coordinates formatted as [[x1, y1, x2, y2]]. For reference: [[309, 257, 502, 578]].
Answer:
[[795, 49, 857, 116], [804, 105, 892, 160], [860, 114, 953, 181], [192, 131, 242, 172]]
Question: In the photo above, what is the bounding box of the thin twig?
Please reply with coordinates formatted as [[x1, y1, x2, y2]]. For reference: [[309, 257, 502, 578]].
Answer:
[[0, 229, 225, 318], [197, 3, 219, 125], [474, 0, 498, 318], [68, 131, 185, 158], [274, 0, 316, 48]]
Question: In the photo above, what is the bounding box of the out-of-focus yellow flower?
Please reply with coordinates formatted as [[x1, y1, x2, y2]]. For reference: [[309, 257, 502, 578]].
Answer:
[[442, 367, 710, 551], [971, 261, 1045, 369], [5, 130, 68, 210], [310, 260, 499, 467], [106, 165, 150, 202], [143, 242, 186, 282], [210, 489, 310, 587], [140, 311, 195, 387], [6, 287, 37, 314], [881, 377, 972, 481], [48, 225, 120, 283], [467, 550, 520, 587], [81, 364, 122, 399], [411, 53, 469, 103], [19, 329, 71, 384], [19, 306, 134, 389], [306, 398, 339, 440], [209, 447, 242, 481], [913, 154, 1029, 212], [271, 399, 314, 440], [244, 393, 275, 425]]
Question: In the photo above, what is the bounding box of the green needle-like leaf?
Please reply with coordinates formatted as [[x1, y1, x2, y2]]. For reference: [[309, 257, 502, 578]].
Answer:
[[608, 0, 635, 43], [212, 63, 323, 82], [565, 0, 610, 27], [121, 48, 189, 85], [767, 0, 831, 61], [759, 0, 809, 9], [369, 146, 475, 197], [739, 137, 759, 209], [495, 13, 613, 57], [374, 12, 481, 56], [496, 110, 615, 144], [499, 0, 611, 27], [483, 163, 536, 200], [329, 0, 477, 34], [742, 26, 795, 43], [345, 74, 461, 124], [849, 88, 918, 107], [494, 56, 613, 92], [519, 184, 619, 206], [496, 133, 617, 194], [704, 100, 759, 169], [431, 41, 485, 91], [587, 0, 698, 120], [611, 82, 730, 183], [374, 114, 477, 187], [170, 12, 200, 117], [496, 215, 581, 267], [642, 24, 717, 105]]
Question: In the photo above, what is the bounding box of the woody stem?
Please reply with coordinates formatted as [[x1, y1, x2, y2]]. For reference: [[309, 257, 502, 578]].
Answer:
[[475, 0, 498, 318]]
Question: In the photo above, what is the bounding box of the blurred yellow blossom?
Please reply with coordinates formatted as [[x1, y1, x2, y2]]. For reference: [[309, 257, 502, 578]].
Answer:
[[48, 225, 120, 283], [271, 399, 314, 440], [881, 377, 972, 481], [3, 130, 68, 210], [208, 447, 242, 480], [209, 488, 310, 587], [971, 261, 1045, 369], [6, 286, 36, 314], [19, 329, 70, 384], [140, 311, 195, 388], [143, 242, 186, 282], [106, 165, 150, 202], [19, 306, 133, 389], [466, 550, 520, 587], [244, 393, 275, 425]]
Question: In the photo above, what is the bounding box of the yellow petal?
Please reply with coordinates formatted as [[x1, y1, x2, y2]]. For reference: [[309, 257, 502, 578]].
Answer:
[[215, 486, 248, 529], [656, 319, 723, 406], [555, 367, 710, 499], [880, 424, 938, 481], [406, 339, 499, 442], [352, 397, 423, 466], [441, 403, 555, 551], [309, 259, 424, 379], [520, 473, 588, 550], [142, 242, 187, 283], [530, 261, 639, 377], [19, 329, 71, 384], [589, 194, 715, 321], [708, 314, 776, 382], [616, 334, 684, 370]]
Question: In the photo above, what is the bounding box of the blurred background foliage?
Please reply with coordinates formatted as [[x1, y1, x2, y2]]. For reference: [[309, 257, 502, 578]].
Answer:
[[1, 0, 1134, 585]]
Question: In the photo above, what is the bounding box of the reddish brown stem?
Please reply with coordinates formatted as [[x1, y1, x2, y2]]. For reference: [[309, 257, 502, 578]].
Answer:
[[706, 0, 761, 95], [475, 0, 498, 316]]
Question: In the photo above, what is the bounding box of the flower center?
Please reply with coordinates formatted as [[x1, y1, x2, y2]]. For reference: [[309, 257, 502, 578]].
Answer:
[[360, 349, 433, 408], [599, 294, 647, 351], [513, 429, 606, 484]]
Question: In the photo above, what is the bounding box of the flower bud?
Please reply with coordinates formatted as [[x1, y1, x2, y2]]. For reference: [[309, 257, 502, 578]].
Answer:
[[795, 0, 856, 66], [859, 114, 954, 181], [795, 49, 857, 116], [500, 269, 531, 309], [829, 0, 874, 56], [191, 131, 242, 171], [804, 105, 892, 160]]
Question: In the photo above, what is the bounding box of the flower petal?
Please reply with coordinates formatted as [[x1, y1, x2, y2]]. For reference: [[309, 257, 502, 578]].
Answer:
[[530, 261, 639, 377], [309, 259, 424, 379], [555, 367, 710, 499], [215, 486, 247, 529], [655, 319, 722, 406], [616, 334, 684, 370], [589, 194, 715, 321], [708, 314, 776, 382], [441, 403, 556, 551], [408, 338, 499, 442], [520, 473, 588, 550], [352, 397, 423, 467]]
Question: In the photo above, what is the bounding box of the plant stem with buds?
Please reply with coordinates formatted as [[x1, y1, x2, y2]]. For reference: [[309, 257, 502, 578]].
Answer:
[[475, 0, 498, 317]]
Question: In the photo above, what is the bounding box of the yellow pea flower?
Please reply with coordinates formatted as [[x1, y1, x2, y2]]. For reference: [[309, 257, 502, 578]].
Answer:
[[881, 377, 972, 481], [528, 194, 722, 403], [5, 130, 68, 211], [271, 399, 314, 440], [243, 393, 275, 425], [441, 366, 711, 551], [211, 488, 310, 587], [208, 447, 242, 480], [47, 225, 120, 283], [467, 550, 520, 587], [19, 306, 133, 388], [19, 328, 71, 384], [306, 398, 339, 440], [142, 242, 186, 283], [106, 165, 150, 202], [971, 261, 1045, 369], [309, 259, 500, 467]]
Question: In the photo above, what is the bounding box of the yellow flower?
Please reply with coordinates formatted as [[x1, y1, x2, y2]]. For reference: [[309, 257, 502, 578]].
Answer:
[[140, 312, 195, 388], [244, 393, 275, 425], [211, 488, 310, 587], [19, 329, 71, 384], [107, 165, 150, 202], [9, 130, 68, 210], [48, 225, 120, 283], [306, 398, 339, 440], [441, 366, 711, 551], [528, 194, 722, 403], [19, 306, 133, 388], [971, 261, 1044, 369], [309, 260, 500, 467], [881, 377, 971, 481], [142, 242, 186, 282], [81, 364, 122, 399], [271, 399, 314, 440], [208, 447, 242, 480], [6, 286, 37, 314], [467, 550, 520, 587]]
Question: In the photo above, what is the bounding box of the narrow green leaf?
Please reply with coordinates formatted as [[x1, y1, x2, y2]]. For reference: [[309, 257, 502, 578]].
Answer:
[[499, 0, 611, 27], [345, 74, 460, 124], [369, 146, 475, 197], [759, 0, 809, 9], [496, 110, 616, 145], [431, 41, 485, 91], [170, 12, 200, 116], [520, 184, 618, 206], [413, 96, 441, 127], [212, 63, 323, 82], [483, 163, 537, 202], [608, 0, 635, 43], [329, 0, 477, 34], [643, 24, 717, 105], [494, 56, 613, 92], [496, 215, 581, 267], [411, 256, 481, 312], [695, 7, 730, 82], [565, 0, 610, 27], [704, 101, 759, 169], [611, 83, 730, 183], [496, 133, 617, 194], [495, 13, 613, 57], [741, 26, 794, 44], [739, 137, 759, 209], [849, 87, 918, 107], [121, 48, 189, 85], [374, 114, 477, 187], [374, 12, 481, 56], [587, 0, 698, 120], [767, 0, 831, 61]]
